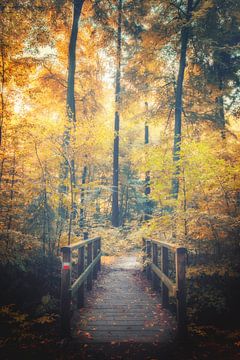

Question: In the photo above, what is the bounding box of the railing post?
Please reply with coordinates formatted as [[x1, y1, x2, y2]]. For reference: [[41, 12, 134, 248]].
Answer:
[[87, 241, 93, 291], [98, 237, 101, 272], [77, 245, 85, 308], [176, 247, 187, 337], [161, 246, 169, 307], [146, 240, 152, 280], [142, 238, 146, 272], [60, 247, 71, 336], [93, 240, 98, 280], [152, 243, 159, 290]]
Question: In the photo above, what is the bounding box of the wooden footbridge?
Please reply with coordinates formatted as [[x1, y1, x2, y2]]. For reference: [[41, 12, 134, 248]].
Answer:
[[60, 235, 187, 345]]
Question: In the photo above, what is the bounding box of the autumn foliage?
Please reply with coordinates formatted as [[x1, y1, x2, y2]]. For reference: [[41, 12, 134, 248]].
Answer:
[[0, 0, 240, 357]]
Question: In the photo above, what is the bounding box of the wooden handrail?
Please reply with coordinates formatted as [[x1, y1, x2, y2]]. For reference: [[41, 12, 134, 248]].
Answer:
[[60, 235, 101, 336], [143, 237, 180, 251], [61, 236, 101, 251], [142, 237, 187, 338]]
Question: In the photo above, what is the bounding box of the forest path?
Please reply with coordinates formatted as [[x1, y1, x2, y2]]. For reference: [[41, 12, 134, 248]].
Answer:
[[72, 253, 177, 343]]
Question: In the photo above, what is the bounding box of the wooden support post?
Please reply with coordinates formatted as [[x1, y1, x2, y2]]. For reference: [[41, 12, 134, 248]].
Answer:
[[161, 246, 169, 307], [60, 247, 71, 336], [77, 246, 85, 308], [98, 238, 101, 272], [176, 247, 187, 337], [152, 243, 159, 290], [142, 238, 146, 272], [87, 242, 93, 290], [93, 240, 98, 280], [146, 240, 152, 280]]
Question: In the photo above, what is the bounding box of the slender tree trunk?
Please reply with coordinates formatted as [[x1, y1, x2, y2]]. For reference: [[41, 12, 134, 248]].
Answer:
[[42, 188, 47, 254], [123, 185, 129, 223], [182, 167, 188, 239], [6, 154, 16, 244], [79, 165, 87, 228], [216, 73, 226, 139], [119, 183, 125, 225], [171, 0, 193, 199], [34, 142, 51, 254], [144, 103, 151, 220], [0, 157, 5, 189], [112, 0, 122, 227], [0, 39, 5, 146], [68, 164, 75, 245], [67, 0, 84, 123]]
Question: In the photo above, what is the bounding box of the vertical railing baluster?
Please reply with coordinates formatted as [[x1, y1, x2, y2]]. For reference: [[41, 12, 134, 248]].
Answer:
[[176, 247, 187, 337], [161, 246, 169, 307], [87, 241, 93, 290], [152, 243, 159, 290], [93, 239, 98, 280], [146, 240, 152, 280], [77, 245, 85, 308], [98, 237, 101, 272], [60, 247, 71, 336], [142, 238, 146, 272]]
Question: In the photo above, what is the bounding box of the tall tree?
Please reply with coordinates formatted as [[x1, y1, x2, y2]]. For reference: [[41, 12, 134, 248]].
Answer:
[[112, 0, 122, 227], [59, 0, 85, 244], [196, 0, 240, 138], [171, 0, 200, 199], [144, 102, 151, 220]]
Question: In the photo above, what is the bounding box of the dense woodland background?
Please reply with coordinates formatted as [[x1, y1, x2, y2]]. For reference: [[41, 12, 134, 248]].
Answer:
[[0, 0, 240, 357]]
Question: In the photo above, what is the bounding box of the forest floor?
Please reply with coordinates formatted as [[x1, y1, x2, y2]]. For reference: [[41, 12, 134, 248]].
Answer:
[[0, 253, 240, 360]]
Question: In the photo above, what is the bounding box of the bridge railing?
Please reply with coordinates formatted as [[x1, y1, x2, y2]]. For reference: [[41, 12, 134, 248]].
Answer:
[[60, 234, 101, 336], [142, 237, 187, 336]]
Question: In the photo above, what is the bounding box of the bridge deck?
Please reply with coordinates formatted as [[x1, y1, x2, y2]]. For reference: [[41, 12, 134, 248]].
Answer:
[[72, 253, 177, 343]]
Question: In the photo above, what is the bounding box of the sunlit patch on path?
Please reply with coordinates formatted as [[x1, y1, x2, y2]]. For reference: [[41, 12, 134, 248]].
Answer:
[[72, 253, 177, 343]]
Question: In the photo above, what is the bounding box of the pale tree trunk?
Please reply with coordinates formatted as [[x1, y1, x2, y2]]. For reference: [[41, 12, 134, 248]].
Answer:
[[144, 102, 151, 220], [79, 165, 87, 229], [112, 0, 122, 227]]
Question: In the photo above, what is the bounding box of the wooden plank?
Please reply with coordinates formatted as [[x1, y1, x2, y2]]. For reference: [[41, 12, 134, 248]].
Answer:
[[77, 246, 85, 308], [142, 238, 146, 272], [151, 263, 176, 296], [97, 238, 101, 272], [161, 246, 169, 307], [71, 252, 102, 295], [87, 241, 93, 290], [60, 247, 71, 336], [61, 236, 101, 251], [144, 238, 179, 251], [152, 243, 159, 291], [176, 247, 187, 337], [93, 240, 98, 280], [146, 240, 152, 280]]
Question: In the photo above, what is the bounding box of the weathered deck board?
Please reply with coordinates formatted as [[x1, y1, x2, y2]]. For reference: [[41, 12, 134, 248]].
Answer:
[[72, 254, 177, 343]]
